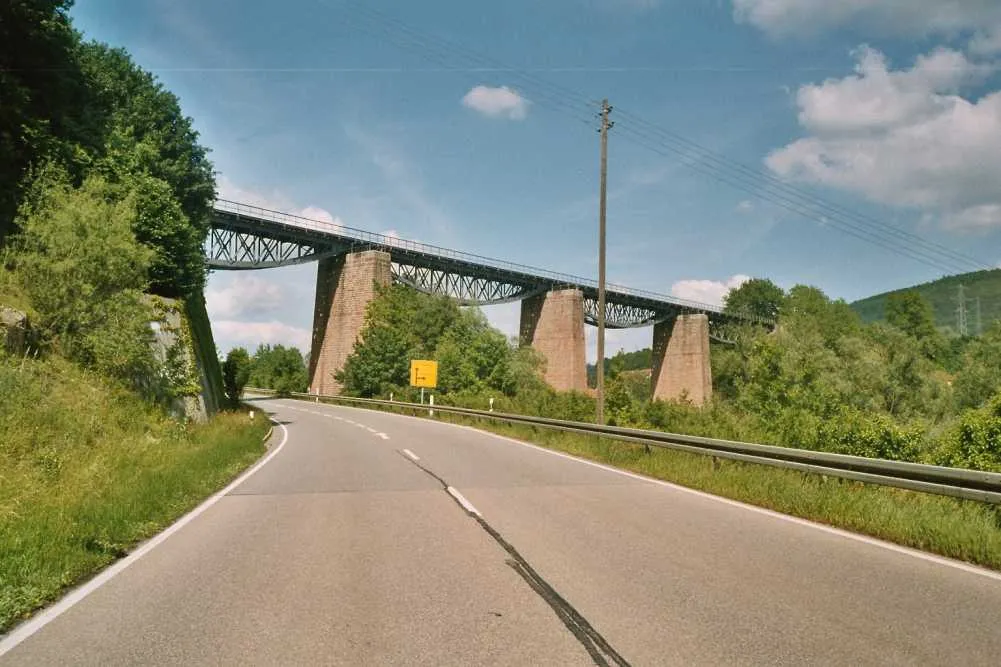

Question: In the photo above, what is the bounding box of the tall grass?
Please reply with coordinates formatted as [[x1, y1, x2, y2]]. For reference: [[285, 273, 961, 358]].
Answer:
[[0, 356, 270, 631]]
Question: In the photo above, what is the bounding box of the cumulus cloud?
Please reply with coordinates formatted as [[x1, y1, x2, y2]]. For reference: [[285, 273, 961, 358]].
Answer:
[[766, 46, 1001, 231], [212, 320, 311, 355], [206, 275, 286, 320], [670, 275, 750, 306], [462, 85, 530, 120], [732, 0, 1001, 38], [216, 176, 342, 226]]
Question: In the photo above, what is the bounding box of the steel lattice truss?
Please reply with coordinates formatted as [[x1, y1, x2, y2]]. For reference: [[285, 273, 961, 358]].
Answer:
[[392, 262, 540, 305], [206, 227, 325, 270], [583, 298, 662, 329]]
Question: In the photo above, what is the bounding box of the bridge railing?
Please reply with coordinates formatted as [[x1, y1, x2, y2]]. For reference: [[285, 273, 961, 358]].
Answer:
[[214, 199, 749, 319], [246, 388, 1001, 505]]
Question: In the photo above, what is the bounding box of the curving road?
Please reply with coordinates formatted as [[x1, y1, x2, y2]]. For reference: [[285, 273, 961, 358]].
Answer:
[[4, 397, 1001, 665]]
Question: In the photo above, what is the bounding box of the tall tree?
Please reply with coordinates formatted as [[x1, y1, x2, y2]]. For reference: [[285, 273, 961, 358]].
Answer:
[[0, 0, 96, 239], [885, 290, 945, 360], [723, 278, 784, 321], [81, 42, 215, 297], [222, 347, 252, 407]]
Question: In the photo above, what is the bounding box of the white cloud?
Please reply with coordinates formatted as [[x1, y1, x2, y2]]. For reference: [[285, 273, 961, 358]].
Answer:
[[736, 200, 755, 212], [206, 275, 285, 320], [732, 0, 1001, 38], [462, 85, 530, 120], [213, 320, 311, 355], [670, 275, 750, 306], [216, 176, 343, 226], [766, 47, 1001, 230]]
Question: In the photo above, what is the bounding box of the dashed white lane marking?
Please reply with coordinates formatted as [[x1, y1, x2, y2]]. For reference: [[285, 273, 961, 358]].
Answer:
[[0, 421, 291, 657], [376, 433, 390, 440], [281, 398, 1001, 583], [354, 423, 367, 429], [446, 486, 481, 517], [402, 449, 420, 462], [365, 426, 378, 433]]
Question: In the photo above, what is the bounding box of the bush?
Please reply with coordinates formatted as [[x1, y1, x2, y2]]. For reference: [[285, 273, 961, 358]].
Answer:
[[934, 396, 1001, 471]]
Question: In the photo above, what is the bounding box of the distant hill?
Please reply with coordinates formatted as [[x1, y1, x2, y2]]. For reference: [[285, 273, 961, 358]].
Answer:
[[851, 269, 1001, 335]]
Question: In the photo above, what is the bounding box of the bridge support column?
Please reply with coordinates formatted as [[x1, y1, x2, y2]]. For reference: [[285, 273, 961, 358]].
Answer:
[[519, 289, 587, 393], [651, 314, 712, 406], [309, 250, 392, 395]]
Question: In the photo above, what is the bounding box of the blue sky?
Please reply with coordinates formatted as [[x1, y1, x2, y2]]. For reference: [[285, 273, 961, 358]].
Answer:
[[71, 0, 1001, 358]]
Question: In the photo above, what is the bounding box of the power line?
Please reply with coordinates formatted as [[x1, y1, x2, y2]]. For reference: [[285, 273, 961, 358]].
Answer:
[[336, 3, 987, 275]]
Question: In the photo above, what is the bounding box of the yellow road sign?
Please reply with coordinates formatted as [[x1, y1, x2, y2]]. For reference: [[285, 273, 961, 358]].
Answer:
[[410, 359, 438, 388]]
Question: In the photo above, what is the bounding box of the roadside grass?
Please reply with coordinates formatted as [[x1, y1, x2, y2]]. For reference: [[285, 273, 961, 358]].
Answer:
[[300, 397, 1001, 572], [0, 356, 270, 632]]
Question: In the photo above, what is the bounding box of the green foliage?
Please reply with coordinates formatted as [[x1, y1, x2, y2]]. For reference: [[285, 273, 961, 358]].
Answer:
[[953, 322, 1001, 410], [0, 0, 94, 239], [885, 290, 946, 360], [248, 344, 308, 396], [81, 43, 214, 297], [931, 395, 1001, 472], [222, 347, 252, 406], [0, 5, 215, 298], [338, 284, 547, 399], [723, 277, 784, 321], [10, 176, 157, 385]]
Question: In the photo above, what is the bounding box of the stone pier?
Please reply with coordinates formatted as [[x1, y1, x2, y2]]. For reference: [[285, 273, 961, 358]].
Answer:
[[309, 250, 392, 395], [519, 288, 587, 392], [651, 314, 712, 406]]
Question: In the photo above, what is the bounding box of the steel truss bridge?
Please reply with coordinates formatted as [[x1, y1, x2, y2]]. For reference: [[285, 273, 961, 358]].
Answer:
[[208, 200, 762, 337]]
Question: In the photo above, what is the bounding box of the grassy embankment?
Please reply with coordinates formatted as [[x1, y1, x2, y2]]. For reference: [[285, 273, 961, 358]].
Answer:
[[302, 396, 1001, 571], [0, 356, 271, 632]]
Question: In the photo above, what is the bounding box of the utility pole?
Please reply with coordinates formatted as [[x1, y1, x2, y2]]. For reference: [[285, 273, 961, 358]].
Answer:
[[957, 284, 968, 337], [596, 98, 613, 425], [976, 296, 983, 336]]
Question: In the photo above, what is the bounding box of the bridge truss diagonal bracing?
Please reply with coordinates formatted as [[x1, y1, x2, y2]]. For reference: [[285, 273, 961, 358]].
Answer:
[[392, 262, 542, 306], [207, 199, 770, 335], [207, 226, 327, 270]]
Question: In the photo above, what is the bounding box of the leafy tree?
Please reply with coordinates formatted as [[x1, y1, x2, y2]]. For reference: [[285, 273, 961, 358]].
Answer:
[[0, 0, 96, 239], [249, 344, 308, 396], [723, 278, 784, 321], [222, 347, 252, 406], [953, 322, 1001, 409], [81, 43, 214, 297], [10, 175, 156, 384], [782, 285, 860, 346], [885, 290, 945, 360]]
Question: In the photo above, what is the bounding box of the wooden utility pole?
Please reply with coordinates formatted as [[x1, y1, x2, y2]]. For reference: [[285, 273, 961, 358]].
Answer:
[[596, 99, 612, 425]]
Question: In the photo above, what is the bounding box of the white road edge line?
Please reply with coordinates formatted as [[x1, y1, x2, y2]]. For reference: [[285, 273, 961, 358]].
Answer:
[[0, 420, 292, 656], [377, 433, 390, 440], [446, 486, 481, 517], [298, 400, 1001, 583], [402, 448, 420, 462], [365, 426, 377, 433]]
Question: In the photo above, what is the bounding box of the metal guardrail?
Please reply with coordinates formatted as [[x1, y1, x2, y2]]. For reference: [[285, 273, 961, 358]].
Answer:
[[244, 388, 1001, 504]]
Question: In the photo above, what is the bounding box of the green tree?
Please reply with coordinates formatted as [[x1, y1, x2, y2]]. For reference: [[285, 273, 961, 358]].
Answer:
[[885, 290, 945, 360], [723, 278, 784, 321], [222, 347, 252, 407], [81, 43, 214, 297], [0, 0, 96, 239], [953, 322, 1001, 409], [248, 344, 308, 396], [11, 175, 156, 384]]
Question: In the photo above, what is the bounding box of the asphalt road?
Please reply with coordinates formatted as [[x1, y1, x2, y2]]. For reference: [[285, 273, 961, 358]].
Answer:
[[4, 397, 1001, 665]]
